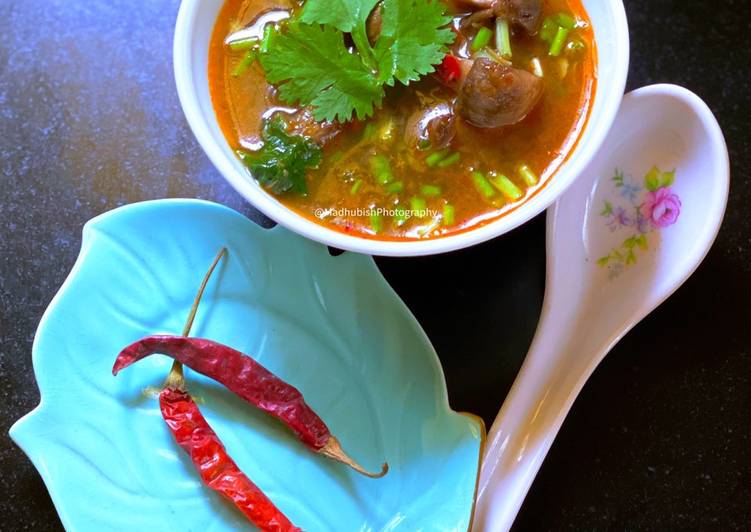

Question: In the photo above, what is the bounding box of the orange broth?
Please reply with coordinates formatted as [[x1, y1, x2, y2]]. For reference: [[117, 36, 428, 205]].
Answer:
[[209, 0, 597, 240]]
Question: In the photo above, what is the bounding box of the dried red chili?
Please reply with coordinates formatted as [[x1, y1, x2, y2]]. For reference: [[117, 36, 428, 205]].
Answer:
[[161, 387, 300, 532], [118, 247, 300, 531], [113, 334, 388, 478]]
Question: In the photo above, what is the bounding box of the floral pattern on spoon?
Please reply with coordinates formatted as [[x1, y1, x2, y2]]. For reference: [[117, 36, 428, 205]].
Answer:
[[597, 166, 682, 277]]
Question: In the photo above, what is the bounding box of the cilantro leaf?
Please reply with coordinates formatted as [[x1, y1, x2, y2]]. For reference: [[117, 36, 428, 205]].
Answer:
[[237, 118, 322, 195], [300, 0, 379, 34], [374, 0, 454, 85], [261, 0, 454, 122], [300, 0, 380, 69], [260, 21, 384, 122]]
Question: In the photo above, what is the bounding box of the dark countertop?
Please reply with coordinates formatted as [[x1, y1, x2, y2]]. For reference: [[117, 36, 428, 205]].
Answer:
[[1, 0, 749, 530]]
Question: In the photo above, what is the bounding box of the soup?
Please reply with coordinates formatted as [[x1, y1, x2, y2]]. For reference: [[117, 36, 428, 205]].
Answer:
[[209, 0, 596, 240]]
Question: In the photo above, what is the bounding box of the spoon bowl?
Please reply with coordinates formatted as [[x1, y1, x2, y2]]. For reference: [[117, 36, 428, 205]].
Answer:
[[473, 84, 729, 532]]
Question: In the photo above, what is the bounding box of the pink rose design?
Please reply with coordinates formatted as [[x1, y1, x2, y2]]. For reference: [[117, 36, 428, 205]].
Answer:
[[640, 187, 681, 228]]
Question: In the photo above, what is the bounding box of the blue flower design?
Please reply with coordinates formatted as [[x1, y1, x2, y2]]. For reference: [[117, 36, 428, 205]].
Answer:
[[606, 206, 633, 232], [619, 178, 642, 203]]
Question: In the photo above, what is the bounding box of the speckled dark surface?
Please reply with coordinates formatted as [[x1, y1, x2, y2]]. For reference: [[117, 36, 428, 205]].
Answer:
[[1, 0, 749, 530]]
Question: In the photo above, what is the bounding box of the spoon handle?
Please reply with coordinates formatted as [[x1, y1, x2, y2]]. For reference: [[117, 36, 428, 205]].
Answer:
[[472, 309, 606, 532]]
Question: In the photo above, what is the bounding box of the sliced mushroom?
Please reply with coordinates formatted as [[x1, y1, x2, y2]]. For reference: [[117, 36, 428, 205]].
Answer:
[[404, 102, 457, 150], [456, 57, 543, 128]]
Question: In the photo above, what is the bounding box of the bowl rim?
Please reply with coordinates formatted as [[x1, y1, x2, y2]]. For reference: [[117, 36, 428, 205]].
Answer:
[[174, 0, 630, 257]]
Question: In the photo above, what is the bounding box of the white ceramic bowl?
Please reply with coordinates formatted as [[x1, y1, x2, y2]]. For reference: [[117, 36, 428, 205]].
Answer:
[[174, 0, 629, 256]]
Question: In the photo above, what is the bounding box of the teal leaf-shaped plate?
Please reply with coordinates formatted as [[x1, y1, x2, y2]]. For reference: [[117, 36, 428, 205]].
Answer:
[[9, 199, 483, 531]]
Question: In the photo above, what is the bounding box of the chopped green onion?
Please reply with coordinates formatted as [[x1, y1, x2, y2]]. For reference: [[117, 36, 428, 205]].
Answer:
[[386, 181, 404, 194], [531, 58, 544, 78], [555, 12, 577, 29], [370, 212, 383, 233], [229, 37, 258, 52], [540, 17, 557, 43], [260, 24, 273, 53], [232, 50, 257, 77], [442, 204, 455, 226], [420, 184, 442, 197], [394, 208, 409, 227], [489, 173, 523, 201], [471, 171, 495, 198], [495, 19, 512, 58], [471, 27, 493, 53], [549, 26, 570, 56], [518, 164, 538, 186], [437, 152, 461, 168], [425, 149, 449, 167], [410, 196, 427, 213], [350, 179, 363, 195], [370, 155, 393, 185]]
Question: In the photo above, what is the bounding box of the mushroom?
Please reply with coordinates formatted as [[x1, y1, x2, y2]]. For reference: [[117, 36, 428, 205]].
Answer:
[[404, 102, 457, 150], [495, 0, 543, 34], [286, 108, 341, 145], [456, 57, 544, 128], [460, 0, 543, 35]]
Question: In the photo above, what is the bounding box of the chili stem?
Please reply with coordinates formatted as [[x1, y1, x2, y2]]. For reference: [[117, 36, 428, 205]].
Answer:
[[165, 247, 228, 390], [320, 437, 389, 479]]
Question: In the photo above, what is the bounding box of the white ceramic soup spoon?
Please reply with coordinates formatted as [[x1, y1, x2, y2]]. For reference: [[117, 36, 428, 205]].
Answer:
[[472, 84, 729, 532]]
